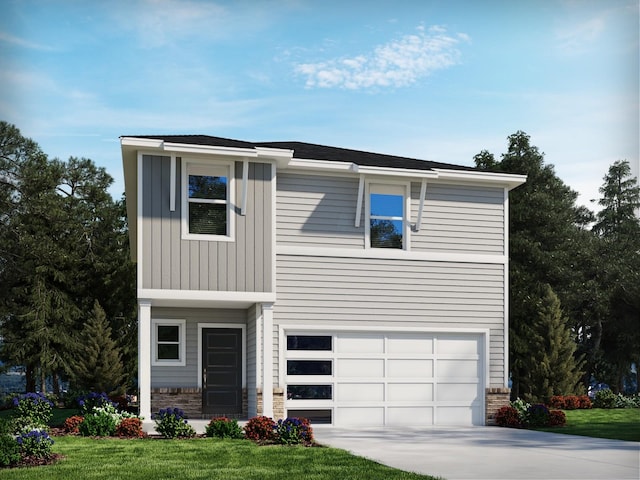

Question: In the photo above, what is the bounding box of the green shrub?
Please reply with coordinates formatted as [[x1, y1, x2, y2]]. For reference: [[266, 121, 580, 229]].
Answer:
[[526, 404, 550, 427], [16, 429, 54, 459], [0, 434, 20, 467], [594, 388, 616, 409], [79, 407, 119, 437], [11, 393, 53, 428], [495, 406, 521, 428], [244, 416, 276, 442], [274, 417, 313, 444], [205, 417, 243, 439], [152, 408, 196, 439]]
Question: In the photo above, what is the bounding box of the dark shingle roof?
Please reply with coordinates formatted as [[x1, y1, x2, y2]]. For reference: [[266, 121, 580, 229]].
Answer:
[[124, 134, 476, 172]]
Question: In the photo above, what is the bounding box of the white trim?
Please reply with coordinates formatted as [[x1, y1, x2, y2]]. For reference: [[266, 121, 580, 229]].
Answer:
[[136, 152, 144, 289], [151, 318, 186, 367], [354, 174, 364, 228], [276, 245, 507, 265], [138, 300, 152, 421], [354, 164, 439, 179], [432, 168, 527, 191], [288, 157, 354, 172], [503, 188, 510, 388], [241, 160, 248, 216], [415, 178, 427, 232], [270, 163, 277, 296], [262, 303, 274, 417], [197, 323, 247, 389], [169, 154, 176, 212], [137, 289, 276, 308], [365, 179, 411, 251], [181, 159, 235, 242]]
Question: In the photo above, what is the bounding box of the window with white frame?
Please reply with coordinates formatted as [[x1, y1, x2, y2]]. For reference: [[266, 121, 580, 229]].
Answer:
[[152, 319, 186, 366], [366, 183, 409, 249], [182, 161, 234, 240]]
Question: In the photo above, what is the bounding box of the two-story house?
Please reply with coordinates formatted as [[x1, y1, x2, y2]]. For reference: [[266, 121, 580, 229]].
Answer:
[[121, 135, 526, 426]]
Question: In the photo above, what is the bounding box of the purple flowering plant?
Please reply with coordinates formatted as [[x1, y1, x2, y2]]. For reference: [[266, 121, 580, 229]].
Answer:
[[274, 417, 313, 445], [76, 392, 115, 415], [152, 407, 196, 438], [11, 393, 53, 428], [16, 429, 54, 459]]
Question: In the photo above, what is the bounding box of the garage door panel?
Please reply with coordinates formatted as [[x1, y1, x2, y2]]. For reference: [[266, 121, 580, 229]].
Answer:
[[338, 358, 384, 377], [387, 359, 433, 378], [336, 335, 384, 353], [387, 335, 433, 354], [338, 383, 384, 402], [437, 383, 480, 402], [336, 407, 384, 426], [438, 359, 479, 377], [437, 336, 480, 354], [387, 407, 433, 426], [438, 406, 483, 425], [387, 383, 433, 402]]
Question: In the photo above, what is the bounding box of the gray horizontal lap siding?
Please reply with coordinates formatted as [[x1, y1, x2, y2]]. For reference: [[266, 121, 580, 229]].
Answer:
[[274, 255, 505, 387], [277, 173, 364, 248], [277, 173, 504, 254], [412, 183, 505, 254], [141, 155, 272, 292], [150, 307, 247, 389]]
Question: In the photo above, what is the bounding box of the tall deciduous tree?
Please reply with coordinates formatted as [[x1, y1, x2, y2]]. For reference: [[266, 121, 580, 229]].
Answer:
[[0, 121, 136, 392], [474, 131, 589, 399]]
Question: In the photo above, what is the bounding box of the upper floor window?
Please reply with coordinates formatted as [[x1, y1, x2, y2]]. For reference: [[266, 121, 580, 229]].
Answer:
[[182, 161, 234, 241], [367, 183, 409, 249]]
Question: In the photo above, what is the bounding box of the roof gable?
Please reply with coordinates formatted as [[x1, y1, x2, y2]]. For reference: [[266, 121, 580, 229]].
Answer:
[[123, 134, 476, 173]]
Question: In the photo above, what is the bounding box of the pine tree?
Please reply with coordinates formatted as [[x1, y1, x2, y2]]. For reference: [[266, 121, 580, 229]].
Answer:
[[523, 284, 585, 403], [66, 301, 127, 394]]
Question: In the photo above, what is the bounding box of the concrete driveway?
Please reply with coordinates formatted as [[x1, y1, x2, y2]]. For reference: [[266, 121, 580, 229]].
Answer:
[[313, 426, 640, 480]]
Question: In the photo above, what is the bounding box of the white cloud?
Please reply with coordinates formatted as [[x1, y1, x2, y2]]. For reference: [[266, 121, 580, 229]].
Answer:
[[295, 25, 469, 90], [555, 16, 605, 54], [0, 31, 56, 51]]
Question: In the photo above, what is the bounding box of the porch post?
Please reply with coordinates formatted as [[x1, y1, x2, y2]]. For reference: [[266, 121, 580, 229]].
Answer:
[[261, 303, 274, 418], [138, 300, 152, 420]]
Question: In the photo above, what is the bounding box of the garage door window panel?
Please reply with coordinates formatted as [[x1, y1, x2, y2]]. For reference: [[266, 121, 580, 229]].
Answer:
[[287, 385, 332, 400]]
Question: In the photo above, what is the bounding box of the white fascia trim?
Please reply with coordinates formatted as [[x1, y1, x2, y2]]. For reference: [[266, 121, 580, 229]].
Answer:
[[354, 165, 439, 179], [136, 153, 144, 287], [276, 245, 507, 265], [138, 289, 276, 307], [197, 323, 247, 389], [120, 136, 260, 158], [287, 157, 355, 172], [255, 147, 294, 160], [432, 168, 527, 190], [503, 188, 510, 388], [121, 137, 164, 148]]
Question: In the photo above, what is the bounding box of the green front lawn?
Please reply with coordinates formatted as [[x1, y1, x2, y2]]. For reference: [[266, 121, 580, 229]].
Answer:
[[0, 408, 78, 426], [1, 436, 441, 480], [536, 408, 640, 442]]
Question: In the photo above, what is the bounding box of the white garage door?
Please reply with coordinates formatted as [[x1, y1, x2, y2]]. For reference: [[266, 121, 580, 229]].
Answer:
[[284, 332, 484, 426]]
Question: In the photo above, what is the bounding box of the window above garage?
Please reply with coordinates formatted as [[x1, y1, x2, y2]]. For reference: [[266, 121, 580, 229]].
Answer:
[[366, 182, 410, 250]]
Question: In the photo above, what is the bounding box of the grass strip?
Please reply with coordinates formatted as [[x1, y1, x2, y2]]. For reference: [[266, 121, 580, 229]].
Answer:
[[536, 408, 640, 442]]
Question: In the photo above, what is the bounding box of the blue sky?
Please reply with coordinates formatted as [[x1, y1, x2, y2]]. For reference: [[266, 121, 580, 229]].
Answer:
[[1, 0, 638, 210]]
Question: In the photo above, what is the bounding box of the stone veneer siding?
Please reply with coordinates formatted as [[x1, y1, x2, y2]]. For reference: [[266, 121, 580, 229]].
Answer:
[[256, 388, 285, 420], [485, 387, 511, 425], [151, 388, 248, 420]]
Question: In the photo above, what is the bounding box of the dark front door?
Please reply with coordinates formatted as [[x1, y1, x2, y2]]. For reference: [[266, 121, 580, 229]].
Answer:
[[202, 328, 242, 414]]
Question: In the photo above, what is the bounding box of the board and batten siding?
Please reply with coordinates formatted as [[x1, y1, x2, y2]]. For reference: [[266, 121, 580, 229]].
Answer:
[[274, 255, 506, 387], [141, 155, 273, 292], [150, 307, 247, 389], [277, 172, 505, 255]]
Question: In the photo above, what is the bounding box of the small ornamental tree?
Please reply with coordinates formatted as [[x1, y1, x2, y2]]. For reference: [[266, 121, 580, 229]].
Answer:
[[66, 301, 127, 394]]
